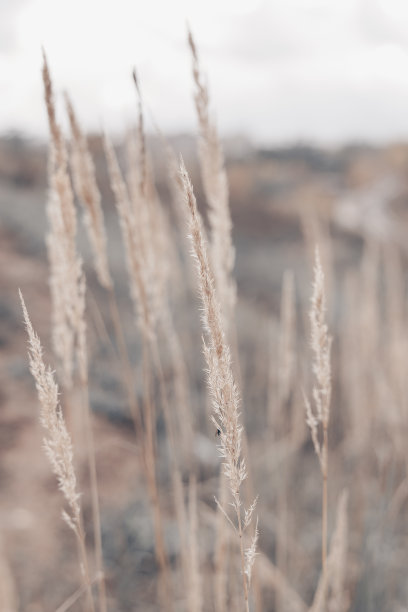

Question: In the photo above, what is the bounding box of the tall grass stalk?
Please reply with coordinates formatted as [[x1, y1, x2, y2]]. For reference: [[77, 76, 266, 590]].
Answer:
[[103, 132, 173, 603], [20, 292, 95, 612], [126, 117, 193, 462], [304, 247, 332, 574], [42, 54, 107, 612], [127, 80, 198, 597], [76, 279, 107, 612], [42, 51, 77, 390], [187, 28, 236, 325], [187, 30, 261, 607], [180, 160, 257, 612], [65, 94, 140, 433]]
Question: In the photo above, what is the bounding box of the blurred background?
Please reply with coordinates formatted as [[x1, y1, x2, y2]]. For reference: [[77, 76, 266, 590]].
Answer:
[[3, 1, 408, 611]]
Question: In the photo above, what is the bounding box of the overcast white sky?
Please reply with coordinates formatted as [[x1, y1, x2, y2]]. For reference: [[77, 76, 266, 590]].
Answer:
[[2, 0, 408, 144]]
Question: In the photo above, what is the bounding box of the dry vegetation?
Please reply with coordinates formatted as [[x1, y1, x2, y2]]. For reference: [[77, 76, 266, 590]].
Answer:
[[2, 29, 408, 612]]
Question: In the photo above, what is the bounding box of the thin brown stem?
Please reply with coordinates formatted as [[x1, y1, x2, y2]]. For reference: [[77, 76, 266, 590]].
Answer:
[[214, 473, 229, 612], [237, 509, 250, 612], [322, 425, 328, 574], [81, 382, 107, 612], [76, 520, 96, 612]]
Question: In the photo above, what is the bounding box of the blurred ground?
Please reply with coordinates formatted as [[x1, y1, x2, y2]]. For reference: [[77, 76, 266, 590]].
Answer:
[[2, 133, 408, 610]]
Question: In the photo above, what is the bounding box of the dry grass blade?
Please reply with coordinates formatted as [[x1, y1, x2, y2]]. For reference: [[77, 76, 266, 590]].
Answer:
[[42, 53, 108, 612], [304, 246, 332, 575], [180, 159, 257, 612], [42, 51, 87, 392], [19, 291, 95, 612], [66, 96, 139, 436], [104, 133, 152, 336], [65, 93, 112, 290], [188, 475, 202, 612], [187, 27, 236, 323]]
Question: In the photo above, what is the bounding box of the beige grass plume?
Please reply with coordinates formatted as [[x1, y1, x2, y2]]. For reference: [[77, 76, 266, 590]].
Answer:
[[304, 246, 332, 573], [42, 51, 85, 388], [104, 133, 152, 337], [305, 247, 332, 464], [20, 291, 80, 528], [65, 99, 137, 431], [180, 159, 257, 612], [42, 55, 106, 612], [105, 132, 176, 607], [65, 94, 112, 291], [188, 28, 236, 324], [20, 291, 96, 610], [126, 115, 194, 459]]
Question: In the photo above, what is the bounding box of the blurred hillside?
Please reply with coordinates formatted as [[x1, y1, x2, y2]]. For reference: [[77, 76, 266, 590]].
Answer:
[[2, 132, 408, 304]]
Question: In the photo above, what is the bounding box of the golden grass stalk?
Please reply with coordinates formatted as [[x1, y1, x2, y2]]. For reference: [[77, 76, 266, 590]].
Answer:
[[132, 69, 148, 199], [127, 122, 194, 462], [188, 23, 263, 592], [19, 291, 95, 612], [187, 27, 236, 324], [65, 95, 139, 432], [76, 276, 108, 612], [304, 247, 332, 575], [128, 74, 195, 466], [64, 94, 112, 290], [180, 159, 257, 612], [42, 51, 78, 388], [104, 134, 152, 338], [127, 122, 196, 600], [124, 128, 163, 332], [42, 51, 88, 396], [187, 35, 256, 604], [104, 132, 174, 608], [42, 55, 107, 611]]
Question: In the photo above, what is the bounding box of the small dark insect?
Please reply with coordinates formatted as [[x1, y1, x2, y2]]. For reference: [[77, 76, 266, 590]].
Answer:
[[215, 428, 221, 437]]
